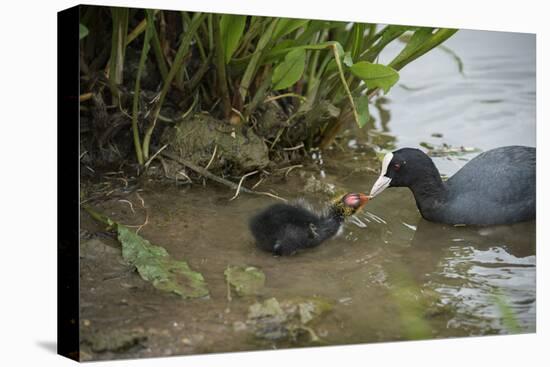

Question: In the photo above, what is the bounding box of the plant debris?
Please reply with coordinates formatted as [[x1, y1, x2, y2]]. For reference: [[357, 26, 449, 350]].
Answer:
[[224, 265, 266, 296], [420, 142, 481, 157], [84, 207, 209, 299], [83, 328, 147, 353], [246, 297, 333, 342]]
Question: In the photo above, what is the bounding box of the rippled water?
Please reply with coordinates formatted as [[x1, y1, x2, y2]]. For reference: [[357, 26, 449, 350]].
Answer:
[[81, 29, 536, 360]]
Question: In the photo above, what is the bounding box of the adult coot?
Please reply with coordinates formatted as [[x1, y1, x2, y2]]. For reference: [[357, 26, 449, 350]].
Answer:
[[369, 146, 535, 225], [249, 193, 369, 256]]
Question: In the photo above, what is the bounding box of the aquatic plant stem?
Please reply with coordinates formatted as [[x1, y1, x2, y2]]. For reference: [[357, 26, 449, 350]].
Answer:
[[331, 44, 360, 127], [213, 14, 232, 118], [131, 11, 154, 166], [142, 12, 207, 160], [108, 7, 129, 105]]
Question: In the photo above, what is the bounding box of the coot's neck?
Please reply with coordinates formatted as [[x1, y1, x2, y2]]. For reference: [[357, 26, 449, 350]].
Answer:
[[408, 169, 448, 219]]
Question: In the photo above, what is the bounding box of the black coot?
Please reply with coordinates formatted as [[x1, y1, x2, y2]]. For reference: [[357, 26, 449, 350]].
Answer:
[[249, 193, 369, 256], [369, 146, 535, 225]]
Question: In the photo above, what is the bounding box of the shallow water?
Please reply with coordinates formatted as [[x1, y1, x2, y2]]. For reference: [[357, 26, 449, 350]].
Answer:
[[80, 29, 536, 359]]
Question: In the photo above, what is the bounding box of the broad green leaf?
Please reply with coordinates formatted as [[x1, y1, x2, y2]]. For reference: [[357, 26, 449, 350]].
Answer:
[[390, 27, 434, 70], [389, 28, 458, 71], [117, 224, 209, 298], [363, 25, 411, 62], [272, 48, 306, 90], [264, 39, 297, 64], [273, 18, 309, 40], [220, 14, 247, 64], [225, 265, 266, 296], [83, 206, 209, 298], [270, 39, 297, 54], [354, 94, 370, 127], [350, 61, 400, 94], [79, 23, 89, 40]]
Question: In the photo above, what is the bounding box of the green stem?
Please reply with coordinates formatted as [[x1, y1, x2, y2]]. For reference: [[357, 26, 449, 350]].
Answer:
[[108, 7, 129, 105], [142, 12, 206, 160], [131, 12, 153, 166], [331, 44, 359, 126], [147, 10, 169, 83], [213, 14, 232, 118], [239, 18, 278, 104]]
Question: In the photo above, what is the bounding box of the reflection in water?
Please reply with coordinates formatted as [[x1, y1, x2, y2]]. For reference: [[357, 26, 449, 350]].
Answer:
[[406, 220, 535, 335]]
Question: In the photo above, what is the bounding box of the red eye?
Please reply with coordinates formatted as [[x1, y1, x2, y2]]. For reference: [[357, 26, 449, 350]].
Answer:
[[393, 163, 401, 171]]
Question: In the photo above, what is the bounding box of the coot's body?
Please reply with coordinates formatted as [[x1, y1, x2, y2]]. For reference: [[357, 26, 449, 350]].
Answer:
[[370, 146, 535, 226], [249, 193, 369, 256]]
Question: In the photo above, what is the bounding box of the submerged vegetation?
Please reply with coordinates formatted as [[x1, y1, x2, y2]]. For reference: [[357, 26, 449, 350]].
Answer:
[[79, 6, 457, 174]]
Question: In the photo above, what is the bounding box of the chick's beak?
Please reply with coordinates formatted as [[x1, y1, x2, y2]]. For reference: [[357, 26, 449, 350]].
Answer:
[[358, 193, 370, 207]]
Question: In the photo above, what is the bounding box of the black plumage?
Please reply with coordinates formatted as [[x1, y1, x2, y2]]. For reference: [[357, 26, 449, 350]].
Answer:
[[370, 146, 536, 225], [249, 193, 369, 256]]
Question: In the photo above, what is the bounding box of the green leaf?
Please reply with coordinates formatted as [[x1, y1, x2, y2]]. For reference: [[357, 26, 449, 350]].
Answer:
[[350, 61, 400, 94], [117, 224, 209, 298], [224, 265, 266, 296], [354, 94, 370, 127], [347, 23, 366, 60], [273, 18, 309, 40], [247, 297, 333, 341], [220, 14, 247, 64], [390, 27, 434, 70], [343, 51, 353, 67], [272, 48, 306, 90], [363, 25, 411, 62], [79, 23, 89, 40], [389, 28, 458, 71], [83, 205, 209, 299]]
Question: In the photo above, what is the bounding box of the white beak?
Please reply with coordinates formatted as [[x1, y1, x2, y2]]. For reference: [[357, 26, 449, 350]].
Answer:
[[370, 151, 394, 198], [370, 175, 392, 198]]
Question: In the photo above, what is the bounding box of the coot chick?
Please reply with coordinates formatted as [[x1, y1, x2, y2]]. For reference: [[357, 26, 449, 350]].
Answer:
[[249, 193, 369, 256], [370, 146, 535, 225]]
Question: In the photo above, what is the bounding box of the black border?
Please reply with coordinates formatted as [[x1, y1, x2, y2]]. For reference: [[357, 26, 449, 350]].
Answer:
[[57, 4, 80, 361]]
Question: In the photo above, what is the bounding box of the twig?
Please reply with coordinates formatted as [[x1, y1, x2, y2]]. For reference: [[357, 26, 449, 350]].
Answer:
[[161, 150, 251, 192], [160, 149, 287, 202], [283, 164, 303, 177], [135, 211, 149, 235], [204, 145, 218, 171], [264, 93, 307, 103], [80, 92, 93, 102], [251, 177, 264, 190], [231, 108, 246, 123], [254, 191, 288, 202], [176, 170, 192, 184], [118, 199, 135, 214], [135, 191, 146, 208], [144, 144, 168, 169], [229, 170, 259, 201], [282, 143, 304, 151]]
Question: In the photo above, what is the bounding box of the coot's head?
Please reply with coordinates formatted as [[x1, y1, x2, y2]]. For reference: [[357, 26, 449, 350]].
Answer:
[[370, 148, 436, 197], [332, 192, 370, 217]]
